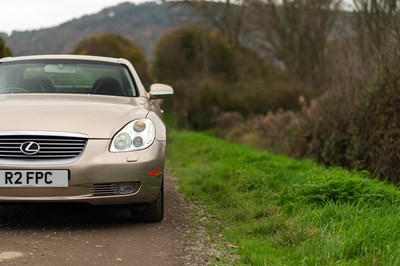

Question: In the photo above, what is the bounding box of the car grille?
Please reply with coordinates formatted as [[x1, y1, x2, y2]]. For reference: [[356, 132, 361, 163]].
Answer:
[[0, 135, 87, 160], [90, 182, 141, 196]]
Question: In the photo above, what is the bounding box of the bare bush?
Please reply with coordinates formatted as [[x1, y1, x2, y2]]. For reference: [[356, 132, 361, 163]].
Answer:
[[215, 109, 301, 155]]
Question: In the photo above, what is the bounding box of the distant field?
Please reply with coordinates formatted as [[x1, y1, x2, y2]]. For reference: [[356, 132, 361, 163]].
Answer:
[[167, 130, 400, 265]]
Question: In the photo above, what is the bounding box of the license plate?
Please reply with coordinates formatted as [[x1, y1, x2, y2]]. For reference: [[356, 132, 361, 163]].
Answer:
[[0, 170, 69, 187]]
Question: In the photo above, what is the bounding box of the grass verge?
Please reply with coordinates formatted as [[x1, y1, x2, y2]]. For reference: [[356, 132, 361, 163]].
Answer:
[[167, 130, 400, 265]]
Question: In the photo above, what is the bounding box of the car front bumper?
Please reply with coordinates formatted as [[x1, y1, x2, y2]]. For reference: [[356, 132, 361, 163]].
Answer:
[[0, 139, 165, 205]]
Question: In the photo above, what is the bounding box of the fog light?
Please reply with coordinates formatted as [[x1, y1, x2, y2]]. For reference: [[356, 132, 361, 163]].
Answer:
[[132, 136, 144, 147], [118, 183, 134, 194]]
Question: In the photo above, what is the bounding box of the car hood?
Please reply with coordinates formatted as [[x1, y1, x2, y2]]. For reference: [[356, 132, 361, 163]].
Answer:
[[0, 94, 150, 138]]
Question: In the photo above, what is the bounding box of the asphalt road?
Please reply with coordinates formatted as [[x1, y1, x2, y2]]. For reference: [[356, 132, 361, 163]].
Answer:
[[0, 175, 192, 266]]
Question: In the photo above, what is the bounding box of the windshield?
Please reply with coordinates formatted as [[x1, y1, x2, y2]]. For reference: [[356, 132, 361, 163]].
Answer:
[[0, 59, 138, 97]]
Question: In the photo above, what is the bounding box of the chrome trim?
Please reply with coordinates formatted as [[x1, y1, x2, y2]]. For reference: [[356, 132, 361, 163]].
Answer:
[[0, 131, 88, 139], [0, 131, 89, 165], [0, 158, 83, 166], [90, 182, 141, 197]]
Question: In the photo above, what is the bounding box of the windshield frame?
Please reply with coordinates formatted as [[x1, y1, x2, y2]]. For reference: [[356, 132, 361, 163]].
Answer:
[[0, 59, 139, 97]]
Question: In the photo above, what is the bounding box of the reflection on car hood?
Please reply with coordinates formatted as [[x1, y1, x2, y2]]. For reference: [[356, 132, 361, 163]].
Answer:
[[0, 94, 149, 138]]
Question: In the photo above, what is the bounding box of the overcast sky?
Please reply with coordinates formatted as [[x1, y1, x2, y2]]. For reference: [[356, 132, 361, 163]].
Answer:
[[0, 0, 147, 34]]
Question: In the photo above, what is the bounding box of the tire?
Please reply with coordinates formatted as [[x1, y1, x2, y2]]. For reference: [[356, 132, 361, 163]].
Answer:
[[131, 181, 164, 223]]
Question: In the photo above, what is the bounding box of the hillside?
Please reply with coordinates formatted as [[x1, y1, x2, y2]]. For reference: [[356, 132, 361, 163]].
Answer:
[[2, 2, 355, 63], [2, 2, 193, 60]]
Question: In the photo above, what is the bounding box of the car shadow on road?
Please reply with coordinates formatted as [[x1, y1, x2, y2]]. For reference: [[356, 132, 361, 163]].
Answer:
[[0, 205, 144, 231]]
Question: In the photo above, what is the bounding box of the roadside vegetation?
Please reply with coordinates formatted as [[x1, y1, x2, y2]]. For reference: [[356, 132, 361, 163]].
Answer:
[[167, 130, 400, 265], [156, 0, 400, 183]]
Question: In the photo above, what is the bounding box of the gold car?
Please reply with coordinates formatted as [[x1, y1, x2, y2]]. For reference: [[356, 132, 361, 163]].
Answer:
[[0, 55, 173, 222]]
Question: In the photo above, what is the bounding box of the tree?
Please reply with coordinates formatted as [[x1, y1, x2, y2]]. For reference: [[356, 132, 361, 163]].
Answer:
[[173, 0, 248, 48], [353, 0, 400, 69], [153, 27, 237, 82], [0, 37, 12, 58], [73, 33, 151, 87], [250, 0, 341, 85], [153, 27, 237, 129]]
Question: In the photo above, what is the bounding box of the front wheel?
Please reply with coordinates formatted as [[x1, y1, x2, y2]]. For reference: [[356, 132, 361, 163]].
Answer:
[[131, 181, 164, 223]]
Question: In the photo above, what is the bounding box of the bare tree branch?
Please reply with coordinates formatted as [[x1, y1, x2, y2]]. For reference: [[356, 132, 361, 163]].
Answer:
[[353, 0, 400, 64], [172, 0, 248, 47], [249, 0, 342, 84]]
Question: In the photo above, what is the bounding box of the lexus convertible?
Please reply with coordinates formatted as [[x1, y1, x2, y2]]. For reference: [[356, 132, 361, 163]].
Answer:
[[0, 55, 173, 222]]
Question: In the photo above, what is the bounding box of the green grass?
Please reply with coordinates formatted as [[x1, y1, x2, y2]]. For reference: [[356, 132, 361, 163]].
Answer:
[[166, 130, 400, 265]]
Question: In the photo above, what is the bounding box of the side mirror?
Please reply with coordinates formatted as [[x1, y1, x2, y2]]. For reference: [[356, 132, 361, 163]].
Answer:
[[149, 83, 174, 99]]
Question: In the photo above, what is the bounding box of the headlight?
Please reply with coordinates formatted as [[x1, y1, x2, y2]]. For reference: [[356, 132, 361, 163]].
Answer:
[[110, 119, 155, 152], [114, 132, 132, 151]]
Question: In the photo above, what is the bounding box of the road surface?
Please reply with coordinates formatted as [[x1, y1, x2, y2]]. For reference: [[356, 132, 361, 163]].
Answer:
[[0, 175, 197, 266]]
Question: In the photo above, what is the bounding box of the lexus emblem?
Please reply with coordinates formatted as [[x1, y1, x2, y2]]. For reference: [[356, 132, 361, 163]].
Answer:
[[20, 141, 41, 155]]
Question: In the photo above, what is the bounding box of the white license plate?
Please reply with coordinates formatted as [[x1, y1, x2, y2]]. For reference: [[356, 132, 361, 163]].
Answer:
[[0, 170, 69, 187]]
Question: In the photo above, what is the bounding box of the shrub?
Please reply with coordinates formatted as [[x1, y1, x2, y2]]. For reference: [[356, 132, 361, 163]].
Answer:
[[215, 109, 301, 155], [347, 73, 400, 182], [0, 37, 12, 57]]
